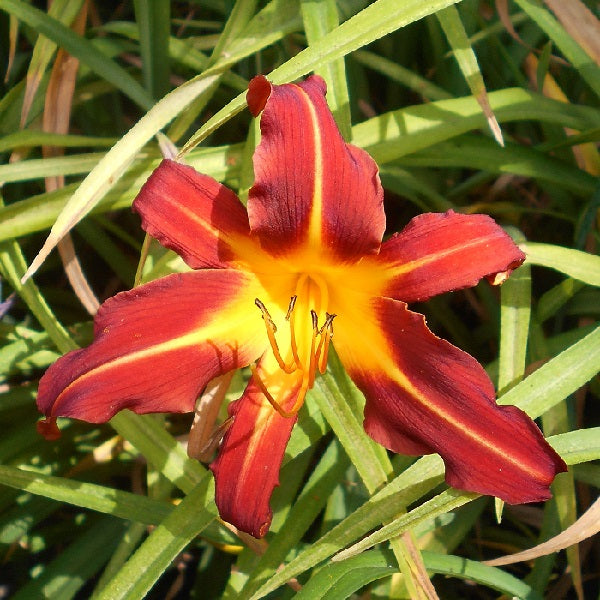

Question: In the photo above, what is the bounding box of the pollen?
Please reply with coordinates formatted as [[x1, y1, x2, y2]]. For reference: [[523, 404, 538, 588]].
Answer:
[[253, 289, 336, 418]]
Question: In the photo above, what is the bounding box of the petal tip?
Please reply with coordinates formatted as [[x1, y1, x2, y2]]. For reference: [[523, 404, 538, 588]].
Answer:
[[247, 75, 272, 117], [37, 417, 62, 441]]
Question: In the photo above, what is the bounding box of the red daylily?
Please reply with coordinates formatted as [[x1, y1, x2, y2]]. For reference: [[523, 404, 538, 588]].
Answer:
[[38, 75, 566, 538]]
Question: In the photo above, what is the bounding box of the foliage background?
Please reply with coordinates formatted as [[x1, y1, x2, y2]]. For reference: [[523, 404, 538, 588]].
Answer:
[[0, 0, 599, 598]]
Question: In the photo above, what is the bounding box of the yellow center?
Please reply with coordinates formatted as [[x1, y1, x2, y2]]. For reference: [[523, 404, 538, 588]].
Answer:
[[253, 273, 335, 418]]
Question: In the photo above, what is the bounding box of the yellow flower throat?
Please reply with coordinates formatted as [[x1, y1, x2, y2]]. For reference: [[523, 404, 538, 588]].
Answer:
[[253, 273, 336, 418]]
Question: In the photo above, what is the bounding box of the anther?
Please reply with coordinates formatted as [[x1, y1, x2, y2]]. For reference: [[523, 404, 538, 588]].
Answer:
[[310, 310, 319, 330], [316, 313, 336, 374], [255, 298, 277, 332], [285, 296, 297, 320], [255, 297, 295, 373], [318, 312, 336, 335]]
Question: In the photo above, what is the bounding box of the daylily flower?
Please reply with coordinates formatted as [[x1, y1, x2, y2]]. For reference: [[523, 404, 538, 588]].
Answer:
[[38, 75, 566, 538]]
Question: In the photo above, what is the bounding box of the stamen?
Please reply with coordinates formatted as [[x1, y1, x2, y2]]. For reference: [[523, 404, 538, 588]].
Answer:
[[255, 298, 295, 373], [316, 313, 336, 374], [288, 301, 302, 369], [285, 296, 297, 320], [307, 311, 319, 387], [250, 364, 300, 418]]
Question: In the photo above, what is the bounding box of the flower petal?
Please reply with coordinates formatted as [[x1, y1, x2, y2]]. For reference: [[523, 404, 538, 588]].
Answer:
[[37, 270, 266, 423], [378, 211, 525, 303], [246, 75, 385, 261], [334, 296, 566, 504], [133, 159, 252, 269], [210, 353, 302, 538]]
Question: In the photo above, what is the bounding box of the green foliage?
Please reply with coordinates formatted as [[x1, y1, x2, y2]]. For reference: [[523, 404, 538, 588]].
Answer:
[[0, 1, 599, 598]]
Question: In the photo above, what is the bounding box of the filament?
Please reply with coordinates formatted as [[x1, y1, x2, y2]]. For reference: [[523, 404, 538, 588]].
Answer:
[[254, 280, 336, 418]]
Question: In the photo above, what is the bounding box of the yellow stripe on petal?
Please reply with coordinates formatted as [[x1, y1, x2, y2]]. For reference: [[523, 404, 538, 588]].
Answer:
[[334, 295, 566, 504], [38, 270, 267, 423]]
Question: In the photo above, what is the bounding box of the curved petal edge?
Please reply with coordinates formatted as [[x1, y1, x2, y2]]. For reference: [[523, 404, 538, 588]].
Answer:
[[335, 297, 566, 504], [210, 354, 302, 538], [246, 75, 385, 262], [379, 211, 525, 303], [37, 270, 265, 424]]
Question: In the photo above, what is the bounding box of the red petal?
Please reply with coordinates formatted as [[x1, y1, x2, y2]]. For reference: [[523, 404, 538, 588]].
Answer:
[[210, 354, 301, 538], [335, 297, 566, 504], [37, 270, 266, 423], [379, 211, 525, 303], [246, 75, 385, 261], [133, 159, 252, 269]]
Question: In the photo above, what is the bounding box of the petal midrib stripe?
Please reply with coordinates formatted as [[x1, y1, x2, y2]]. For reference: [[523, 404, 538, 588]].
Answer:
[[387, 234, 508, 277], [295, 85, 323, 248]]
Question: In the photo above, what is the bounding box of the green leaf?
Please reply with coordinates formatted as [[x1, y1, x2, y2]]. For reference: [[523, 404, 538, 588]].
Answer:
[[0, 152, 104, 183], [13, 517, 126, 600], [93, 476, 217, 600], [352, 49, 452, 101], [0, 130, 116, 153], [301, 0, 351, 139], [181, 0, 463, 153], [352, 89, 600, 165], [498, 229, 531, 392], [0, 465, 173, 524], [500, 324, 600, 419], [239, 440, 350, 598], [0, 202, 76, 354], [520, 242, 600, 287], [436, 4, 503, 144], [22, 72, 221, 282], [295, 549, 543, 600], [110, 412, 206, 494], [19, 0, 85, 126], [0, 0, 153, 110], [133, 0, 171, 99]]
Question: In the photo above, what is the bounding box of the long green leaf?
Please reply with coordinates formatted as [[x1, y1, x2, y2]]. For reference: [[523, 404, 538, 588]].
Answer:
[[22, 72, 220, 282], [181, 0, 462, 153], [133, 0, 171, 99], [94, 476, 217, 600], [498, 229, 531, 392], [295, 549, 543, 600], [437, 4, 503, 144], [0, 0, 153, 110], [520, 242, 600, 286], [0, 465, 172, 525]]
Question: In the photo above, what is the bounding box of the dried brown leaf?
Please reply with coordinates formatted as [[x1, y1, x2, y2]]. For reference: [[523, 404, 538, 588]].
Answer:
[[485, 495, 600, 566], [545, 0, 600, 65]]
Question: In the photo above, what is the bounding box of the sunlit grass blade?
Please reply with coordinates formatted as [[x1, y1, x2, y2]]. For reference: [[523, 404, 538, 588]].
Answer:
[[520, 242, 600, 286], [294, 549, 544, 600], [498, 232, 531, 391], [0, 465, 172, 525], [92, 476, 217, 600], [499, 324, 600, 418], [21, 72, 220, 282], [301, 0, 351, 139], [181, 0, 462, 154], [436, 4, 503, 144], [333, 427, 600, 562]]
